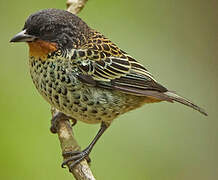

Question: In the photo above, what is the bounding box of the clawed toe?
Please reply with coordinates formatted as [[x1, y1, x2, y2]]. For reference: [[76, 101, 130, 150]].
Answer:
[[61, 149, 91, 169], [60, 122, 108, 171], [50, 118, 59, 134], [50, 112, 77, 134]]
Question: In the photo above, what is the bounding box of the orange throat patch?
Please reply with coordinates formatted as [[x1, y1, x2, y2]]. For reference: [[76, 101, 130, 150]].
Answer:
[[28, 40, 58, 61]]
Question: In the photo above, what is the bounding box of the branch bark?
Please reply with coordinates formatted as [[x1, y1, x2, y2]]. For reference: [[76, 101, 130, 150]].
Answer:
[[66, 0, 88, 14], [51, 107, 95, 180], [51, 1, 95, 179]]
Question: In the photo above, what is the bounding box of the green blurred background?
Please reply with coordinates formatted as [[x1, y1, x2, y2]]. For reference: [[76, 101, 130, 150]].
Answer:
[[1, 0, 217, 179]]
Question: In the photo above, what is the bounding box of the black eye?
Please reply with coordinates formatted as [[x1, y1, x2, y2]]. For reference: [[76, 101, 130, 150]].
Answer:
[[27, 27, 40, 36]]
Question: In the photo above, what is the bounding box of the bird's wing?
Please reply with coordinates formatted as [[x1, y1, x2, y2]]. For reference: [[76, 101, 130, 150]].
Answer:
[[73, 31, 169, 100]]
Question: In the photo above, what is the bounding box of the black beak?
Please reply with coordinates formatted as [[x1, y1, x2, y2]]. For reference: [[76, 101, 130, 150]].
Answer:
[[10, 29, 37, 43]]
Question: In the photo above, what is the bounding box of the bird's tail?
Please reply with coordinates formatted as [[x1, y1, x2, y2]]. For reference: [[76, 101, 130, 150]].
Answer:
[[164, 91, 208, 116]]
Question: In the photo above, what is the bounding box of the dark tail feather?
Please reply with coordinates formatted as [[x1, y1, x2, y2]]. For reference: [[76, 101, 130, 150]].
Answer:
[[164, 91, 208, 116]]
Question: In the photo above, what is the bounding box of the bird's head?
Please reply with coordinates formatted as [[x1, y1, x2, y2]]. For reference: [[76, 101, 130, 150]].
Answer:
[[10, 9, 90, 60]]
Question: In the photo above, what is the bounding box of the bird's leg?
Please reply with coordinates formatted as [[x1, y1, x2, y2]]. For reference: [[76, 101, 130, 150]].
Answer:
[[50, 111, 77, 134], [62, 121, 109, 170]]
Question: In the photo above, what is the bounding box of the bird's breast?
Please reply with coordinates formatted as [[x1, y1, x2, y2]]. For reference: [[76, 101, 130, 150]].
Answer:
[[29, 58, 146, 124]]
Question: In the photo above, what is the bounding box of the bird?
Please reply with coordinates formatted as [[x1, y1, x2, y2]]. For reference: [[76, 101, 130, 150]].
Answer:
[[10, 8, 207, 169]]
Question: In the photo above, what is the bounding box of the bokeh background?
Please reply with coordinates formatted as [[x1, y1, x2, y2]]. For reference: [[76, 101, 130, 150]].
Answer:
[[0, 0, 217, 179]]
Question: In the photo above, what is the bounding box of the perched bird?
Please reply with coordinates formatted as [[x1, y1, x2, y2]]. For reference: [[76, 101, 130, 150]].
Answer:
[[10, 9, 207, 169]]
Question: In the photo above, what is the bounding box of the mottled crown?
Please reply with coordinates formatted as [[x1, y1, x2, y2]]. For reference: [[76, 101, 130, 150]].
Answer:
[[24, 9, 91, 49]]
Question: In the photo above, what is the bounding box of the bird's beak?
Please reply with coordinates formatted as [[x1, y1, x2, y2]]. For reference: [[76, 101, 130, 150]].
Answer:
[[10, 29, 37, 43]]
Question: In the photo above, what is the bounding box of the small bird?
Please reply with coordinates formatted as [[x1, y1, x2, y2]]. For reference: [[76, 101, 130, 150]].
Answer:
[[10, 9, 207, 169]]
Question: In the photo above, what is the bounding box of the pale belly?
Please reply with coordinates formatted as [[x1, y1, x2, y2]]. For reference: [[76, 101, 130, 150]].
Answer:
[[29, 58, 146, 124]]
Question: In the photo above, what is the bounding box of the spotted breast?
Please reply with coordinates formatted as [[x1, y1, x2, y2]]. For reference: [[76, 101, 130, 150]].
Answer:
[[29, 55, 146, 124]]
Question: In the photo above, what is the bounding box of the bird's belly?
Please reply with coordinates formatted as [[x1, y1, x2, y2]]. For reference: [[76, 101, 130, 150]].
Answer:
[[30, 59, 146, 124]]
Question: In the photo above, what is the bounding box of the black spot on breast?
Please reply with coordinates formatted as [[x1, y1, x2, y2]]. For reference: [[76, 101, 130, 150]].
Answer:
[[73, 108, 78, 112], [31, 61, 34, 67], [48, 83, 52, 88], [49, 63, 55, 69], [96, 117, 101, 121], [61, 76, 66, 82], [81, 107, 87, 111], [57, 88, 61, 94], [63, 103, 67, 107], [56, 65, 60, 71], [54, 95, 59, 100], [83, 95, 88, 101], [66, 77, 71, 84], [74, 100, 80, 105], [61, 69, 66, 75], [91, 109, 98, 114], [87, 101, 94, 106], [74, 94, 80, 99], [48, 89, 52, 94], [62, 88, 68, 95]]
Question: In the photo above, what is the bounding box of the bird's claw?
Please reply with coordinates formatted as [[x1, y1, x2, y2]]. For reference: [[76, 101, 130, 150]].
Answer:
[[50, 112, 77, 134], [61, 149, 91, 170], [50, 119, 59, 134]]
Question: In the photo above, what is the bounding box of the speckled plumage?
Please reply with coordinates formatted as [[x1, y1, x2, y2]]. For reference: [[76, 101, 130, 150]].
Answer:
[[10, 8, 207, 169], [29, 56, 147, 124], [25, 9, 172, 125]]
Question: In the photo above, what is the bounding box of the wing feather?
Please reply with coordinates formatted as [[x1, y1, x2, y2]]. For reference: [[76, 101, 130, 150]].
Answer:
[[74, 31, 167, 96]]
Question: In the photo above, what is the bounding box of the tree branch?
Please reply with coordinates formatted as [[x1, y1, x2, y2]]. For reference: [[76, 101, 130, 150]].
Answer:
[[66, 0, 88, 14], [51, 107, 95, 180], [51, 1, 95, 179]]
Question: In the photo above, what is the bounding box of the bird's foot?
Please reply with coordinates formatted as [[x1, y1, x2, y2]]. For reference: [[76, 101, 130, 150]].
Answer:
[[61, 148, 91, 171], [50, 112, 77, 134]]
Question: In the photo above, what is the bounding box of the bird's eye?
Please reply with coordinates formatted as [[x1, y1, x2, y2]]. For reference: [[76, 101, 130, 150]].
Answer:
[[26, 27, 40, 37]]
